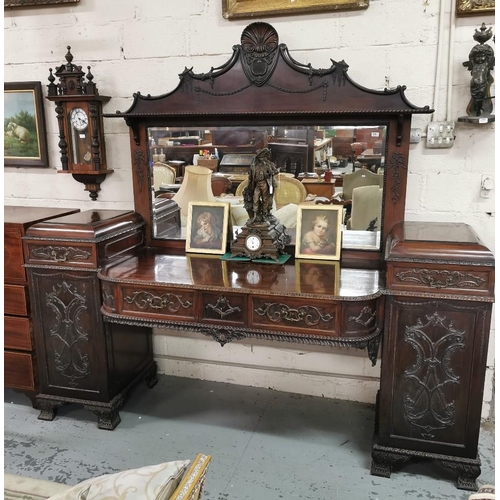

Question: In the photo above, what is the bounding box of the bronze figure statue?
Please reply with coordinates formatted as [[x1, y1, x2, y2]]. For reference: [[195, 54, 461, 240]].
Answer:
[[243, 147, 279, 222], [462, 23, 495, 119]]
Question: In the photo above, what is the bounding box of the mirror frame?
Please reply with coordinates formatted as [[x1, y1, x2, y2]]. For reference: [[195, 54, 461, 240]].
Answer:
[[105, 22, 432, 264]]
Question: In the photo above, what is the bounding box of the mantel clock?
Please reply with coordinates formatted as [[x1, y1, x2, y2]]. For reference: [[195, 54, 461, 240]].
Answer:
[[46, 47, 112, 200]]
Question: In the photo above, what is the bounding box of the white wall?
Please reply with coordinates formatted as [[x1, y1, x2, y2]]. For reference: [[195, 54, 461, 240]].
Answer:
[[4, 0, 495, 418]]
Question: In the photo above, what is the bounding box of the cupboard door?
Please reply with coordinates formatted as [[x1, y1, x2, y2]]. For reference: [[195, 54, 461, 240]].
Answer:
[[379, 297, 491, 458], [30, 270, 108, 399]]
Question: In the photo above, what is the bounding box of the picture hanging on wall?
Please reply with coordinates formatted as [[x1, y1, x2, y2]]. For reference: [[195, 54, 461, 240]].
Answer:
[[222, 0, 369, 20], [456, 0, 494, 16], [4, 81, 49, 168], [4, 0, 79, 8]]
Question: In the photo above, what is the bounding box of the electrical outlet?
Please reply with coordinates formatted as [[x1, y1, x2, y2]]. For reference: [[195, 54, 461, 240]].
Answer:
[[426, 121, 455, 148], [410, 128, 421, 144], [480, 174, 494, 198]]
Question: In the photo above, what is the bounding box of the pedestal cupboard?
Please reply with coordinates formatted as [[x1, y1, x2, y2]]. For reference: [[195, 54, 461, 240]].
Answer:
[[24, 209, 157, 429]]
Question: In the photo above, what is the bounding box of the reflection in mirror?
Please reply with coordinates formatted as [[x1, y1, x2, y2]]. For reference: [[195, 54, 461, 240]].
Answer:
[[148, 125, 387, 250]]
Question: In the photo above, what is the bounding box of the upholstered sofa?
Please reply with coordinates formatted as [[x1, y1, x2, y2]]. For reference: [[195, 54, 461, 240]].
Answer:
[[4, 453, 211, 500]]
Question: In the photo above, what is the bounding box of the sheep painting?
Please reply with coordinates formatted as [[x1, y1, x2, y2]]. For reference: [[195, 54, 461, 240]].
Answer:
[[7, 122, 31, 143], [5, 84, 44, 163]]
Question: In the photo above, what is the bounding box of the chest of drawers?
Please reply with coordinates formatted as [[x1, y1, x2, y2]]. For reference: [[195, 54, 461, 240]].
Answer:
[[4, 206, 80, 406]]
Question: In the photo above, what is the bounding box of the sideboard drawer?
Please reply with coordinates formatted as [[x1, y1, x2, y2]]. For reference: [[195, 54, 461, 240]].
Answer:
[[4, 315, 32, 350], [4, 227, 24, 283], [25, 241, 96, 268], [4, 284, 29, 316], [4, 351, 35, 390], [121, 286, 196, 320], [200, 292, 246, 325], [250, 296, 339, 336]]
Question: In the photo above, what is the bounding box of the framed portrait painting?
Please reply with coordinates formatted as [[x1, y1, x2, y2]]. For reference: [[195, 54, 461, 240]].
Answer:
[[296, 260, 340, 295], [186, 201, 231, 255], [295, 205, 342, 261], [4, 81, 48, 168]]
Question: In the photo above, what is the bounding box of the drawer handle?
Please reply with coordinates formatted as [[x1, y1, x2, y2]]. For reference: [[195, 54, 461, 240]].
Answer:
[[31, 245, 91, 263]]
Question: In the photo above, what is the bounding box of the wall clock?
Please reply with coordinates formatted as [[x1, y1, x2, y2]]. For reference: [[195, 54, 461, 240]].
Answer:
[[46, 46, 113, 200]]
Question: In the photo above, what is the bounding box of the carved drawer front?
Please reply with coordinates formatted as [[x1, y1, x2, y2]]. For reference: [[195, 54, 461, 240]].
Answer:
[[4, 316, 32, 350], [121, 286, 196, 320], [26, 242, 96, 268], [201, 292, 246, 325], [250, 296, 339, 336], [4, 227, 25, 283], [343, 301, 378, 338], [5, 284, 29, 316], [388, 264, 492, 297], [4, 351, 35, 390]]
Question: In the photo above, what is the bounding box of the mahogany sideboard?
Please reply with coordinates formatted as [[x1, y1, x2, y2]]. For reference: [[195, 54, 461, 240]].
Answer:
[[4, 205, 80, 406]]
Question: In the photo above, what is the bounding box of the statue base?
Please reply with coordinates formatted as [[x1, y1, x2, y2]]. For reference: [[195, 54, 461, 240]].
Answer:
[[458, 114, 495, 124]]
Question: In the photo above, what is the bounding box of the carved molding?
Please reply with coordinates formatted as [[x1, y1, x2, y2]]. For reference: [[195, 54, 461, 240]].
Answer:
[[46, 281, 90, 385], [348, 306, 376, 326], [395, 268, 486, 289], [124, 290, 192, 312], [30, 245, 91, 263], [387, 151, 406, 204], [133, 149, 146, 192], [206, 296, 241, 318], [403, 311, 466, 438], [255, 302, 334, 326]]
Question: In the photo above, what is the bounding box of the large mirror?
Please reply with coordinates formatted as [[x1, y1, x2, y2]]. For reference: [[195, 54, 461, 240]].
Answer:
[[148, 124, 387, 250]]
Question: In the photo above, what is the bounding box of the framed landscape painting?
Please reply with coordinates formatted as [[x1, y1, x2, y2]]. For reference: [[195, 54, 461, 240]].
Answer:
[[4, 81, 49, 168]]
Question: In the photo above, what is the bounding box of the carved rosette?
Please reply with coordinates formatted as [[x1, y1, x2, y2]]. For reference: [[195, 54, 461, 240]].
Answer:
[[395, 268, 486, 289], [403, 312, 466, 439], [46, 281, 90, 385], [124, 290, 192, 312]]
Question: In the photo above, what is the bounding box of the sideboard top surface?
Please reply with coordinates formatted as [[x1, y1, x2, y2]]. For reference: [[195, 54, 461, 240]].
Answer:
[[99, 249, 382, 300], [386, 221, 494, 267], [24, 209, 143, 241]]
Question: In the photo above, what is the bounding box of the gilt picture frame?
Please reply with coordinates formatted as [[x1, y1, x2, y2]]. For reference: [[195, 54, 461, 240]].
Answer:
[[5, 0, 79, 8], [295, 205, 342, 261], [456, 0, 494, 16], [222, 0, 369, 20], [186, 201, 231, 255], [4, 81, 49, 168]]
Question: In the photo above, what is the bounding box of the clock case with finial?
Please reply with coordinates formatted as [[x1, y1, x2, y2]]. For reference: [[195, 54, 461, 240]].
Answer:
[[46, 46, 113, 200]]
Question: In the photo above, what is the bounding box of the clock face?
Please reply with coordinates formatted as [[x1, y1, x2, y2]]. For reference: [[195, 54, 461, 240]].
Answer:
[[245, 235, 262, 252], [70, 108, 88, 131], [246, 269, 261, 285]]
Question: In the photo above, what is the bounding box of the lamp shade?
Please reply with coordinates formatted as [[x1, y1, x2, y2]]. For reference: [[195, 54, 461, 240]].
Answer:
[[173, 166, 216, 216]]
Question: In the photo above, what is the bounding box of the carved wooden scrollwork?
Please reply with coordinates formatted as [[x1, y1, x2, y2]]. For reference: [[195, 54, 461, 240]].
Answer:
[[124, 290, 192, 312], [387, 151, 406, 204], [403, 312, 466, 439], [133, 150, 146, 191], [46, 281, 90, 385], [30, 245, 91, 263], [348, 306, 376, 326], [395, 268, 486, 289], [206, 296, 241, 318], [255, 302, 334, 326]]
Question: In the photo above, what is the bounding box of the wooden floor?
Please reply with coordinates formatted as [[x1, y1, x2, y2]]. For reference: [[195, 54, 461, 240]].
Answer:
[[4, 375, 495, 500]]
